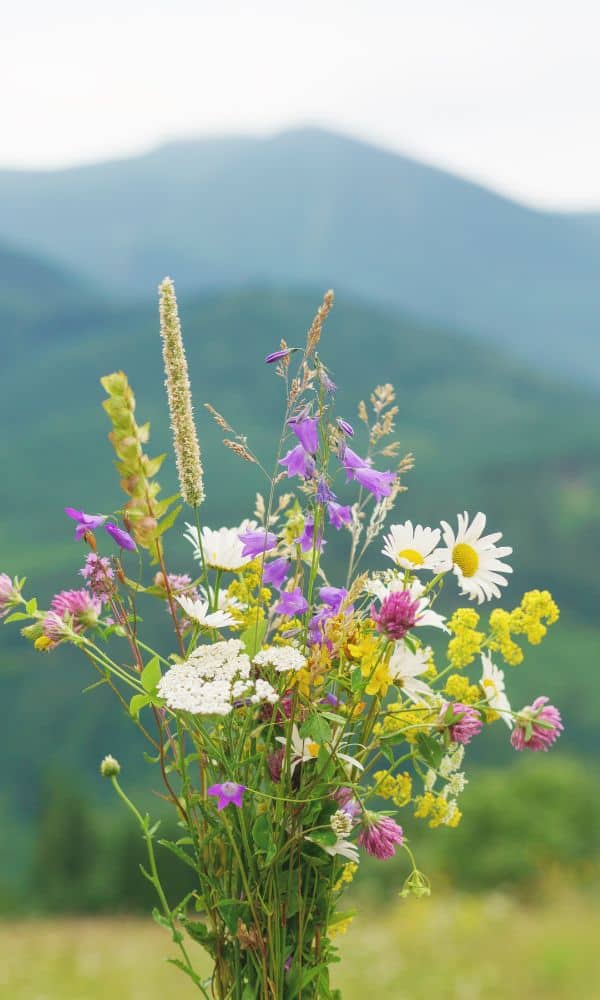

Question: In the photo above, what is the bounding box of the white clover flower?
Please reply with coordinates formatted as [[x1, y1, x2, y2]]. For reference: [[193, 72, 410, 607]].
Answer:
[[438, 511, 513, 604], [184, 520, 258, 571], [176, 595, 236, 629], [446, 772, 468, 797], [382, 520, 442, 571], [331, 809, 354, 838], [253, 645, 307, 673], [443, 800, 461, 827]]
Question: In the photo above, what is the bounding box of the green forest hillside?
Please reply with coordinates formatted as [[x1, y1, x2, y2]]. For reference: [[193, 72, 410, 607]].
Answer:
[[1, 128, 600, 383]]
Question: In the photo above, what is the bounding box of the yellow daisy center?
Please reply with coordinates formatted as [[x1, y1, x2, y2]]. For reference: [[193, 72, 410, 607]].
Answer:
[[452, 542, 479, 578], [397, 547, 424, 566], [482, 678, 498, 697], [308, 742, 320, 758]]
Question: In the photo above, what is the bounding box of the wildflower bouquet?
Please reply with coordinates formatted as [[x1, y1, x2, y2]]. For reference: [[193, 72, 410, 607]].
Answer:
[[2, 281, 563, 998]]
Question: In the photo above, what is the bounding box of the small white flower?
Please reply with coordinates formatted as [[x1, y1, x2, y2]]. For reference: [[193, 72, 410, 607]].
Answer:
[[480, 653, 513, 727], [446, 772, 467, 797], [424, 769, 437, 791], [388, 643, 434, 703], [322, 838, 360, 864], [276, 724, 320, 772], [253, 645, 307, 673], [438, 512, 513, 604], [176, 595, 235, 629], [443, 800, 460, 826], [184, 519, 258, 572], [331, 809, 354, 838], [382, 520, 442, 571]]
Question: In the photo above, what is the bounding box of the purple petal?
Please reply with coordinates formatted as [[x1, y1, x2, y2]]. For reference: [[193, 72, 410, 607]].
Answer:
[[352, 466, 396, 502], [288, 416, 320, 455], [275, 588, 309, 616], [238, 530, 278, 559], [262, 557, 290, 590], [265, 348, 294, 364], [337, 418, 354, 437], [105, 523, 137, 551], [327, 501, 352, 530], [279, 444, 316, 480]]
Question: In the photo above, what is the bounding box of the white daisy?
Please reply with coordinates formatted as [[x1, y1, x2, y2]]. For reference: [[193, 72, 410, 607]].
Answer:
[[276, 724, 320, 772], [438, 511, 512, 604], [176, 595, 235, 630], [184, 519, 258, 571], [388, 643, 434, 703], [480, 653, 513, 727], [382, 520, 442, 571]]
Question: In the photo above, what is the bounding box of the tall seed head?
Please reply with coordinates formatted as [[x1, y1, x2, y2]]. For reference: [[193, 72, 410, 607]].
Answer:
[[159, 277, 205, 507]]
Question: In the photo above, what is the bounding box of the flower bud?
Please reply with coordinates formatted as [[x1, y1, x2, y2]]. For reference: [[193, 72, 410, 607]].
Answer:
[[100, 754, 121, 778]]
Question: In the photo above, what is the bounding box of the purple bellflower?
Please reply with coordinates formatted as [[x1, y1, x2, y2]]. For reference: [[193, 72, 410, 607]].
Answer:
[[274, 588, 309, 617], [238, 529, 278, 559], [105, 523, 137, 551], [65, 507, 107, 541], [279, 444, 316, 480], [207, 782, 246, 810], [288, 416, 320, 454], [262, 557, 290, 590]]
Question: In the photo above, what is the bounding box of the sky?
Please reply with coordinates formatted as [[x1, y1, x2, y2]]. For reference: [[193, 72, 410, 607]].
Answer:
[[2, 0, 599, 209]]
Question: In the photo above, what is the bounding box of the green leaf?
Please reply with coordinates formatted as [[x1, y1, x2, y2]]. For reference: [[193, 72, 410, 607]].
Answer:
[[3, 612, 32, 623], [299, 715, 332, 744], [141, 656, 161, 693], [158, 839, 198, 872], [307, 828, 337, 849], [415, 732, 444, 770], [25, 597, 38, 614], [351, 666, 363, 692], [130, 693, 151, 719], [252, 812, 271, 853], [241, 619, 267, 658], [156, 503, 183, 537]]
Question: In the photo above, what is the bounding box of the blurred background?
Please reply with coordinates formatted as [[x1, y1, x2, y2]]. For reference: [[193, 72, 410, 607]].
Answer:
[[1, 2, 599, 997]]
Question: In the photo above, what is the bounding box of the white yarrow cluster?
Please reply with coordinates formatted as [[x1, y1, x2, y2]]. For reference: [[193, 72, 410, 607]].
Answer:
[[157, 639, 277, 716], [253, 645, 307, 673]]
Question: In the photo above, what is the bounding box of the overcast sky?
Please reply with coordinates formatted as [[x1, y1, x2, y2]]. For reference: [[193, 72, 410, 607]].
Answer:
[[2, 1, 599, 209]]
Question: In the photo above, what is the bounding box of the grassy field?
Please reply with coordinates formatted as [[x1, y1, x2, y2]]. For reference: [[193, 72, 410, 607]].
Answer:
[[2, 891, 599, 999]]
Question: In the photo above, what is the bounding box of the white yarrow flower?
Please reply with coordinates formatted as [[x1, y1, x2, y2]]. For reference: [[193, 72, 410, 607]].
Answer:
[[253, 645, 307, 673], [382, 520, 442, 571], [438, 511, 513, 604], [157, 639, 277, 716]]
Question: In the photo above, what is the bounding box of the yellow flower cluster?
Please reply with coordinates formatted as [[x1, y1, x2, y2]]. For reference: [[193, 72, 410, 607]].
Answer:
[[373, 770, 412, 807], [375, 703, 436, 743], [333, 862, 358, 892], [444, 673, 481, 705], [328, 915, 355, 938], [226, 564, 270, 632], [447, 608, 484, 669], [488, 590, 559, 665], [348, 633, 392, 697], [414, 792, 462, 828], [294, 644, 331, 698]]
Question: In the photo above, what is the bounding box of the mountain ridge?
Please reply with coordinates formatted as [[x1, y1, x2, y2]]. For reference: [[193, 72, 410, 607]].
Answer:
[[1, 128, 600, 384]]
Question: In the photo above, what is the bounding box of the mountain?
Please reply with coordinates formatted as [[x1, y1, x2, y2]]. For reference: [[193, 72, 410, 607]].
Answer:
[[1, 128, 600, 384]]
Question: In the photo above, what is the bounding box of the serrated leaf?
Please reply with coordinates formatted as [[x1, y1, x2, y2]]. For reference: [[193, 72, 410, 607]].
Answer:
[[156, 503, 183, 537], [158, 839, 198, 872], [415, 732, 444, 770], [300, 715, 332, 744], [307, 828, 337, 848]]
